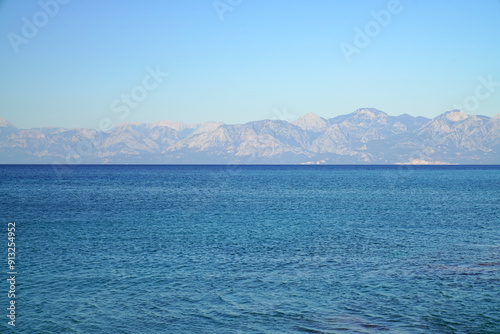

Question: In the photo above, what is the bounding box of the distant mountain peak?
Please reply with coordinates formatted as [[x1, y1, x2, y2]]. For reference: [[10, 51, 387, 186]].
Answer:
[[150, 120, 192, 131], [148, 120, 223, 136], [352, 108, 388, 119], [300, 112, 321, 119], [443, 110, 468, 122], [292, 112, 327, 131], [0, 117, 16, 128], [116, 121, 145, 128]]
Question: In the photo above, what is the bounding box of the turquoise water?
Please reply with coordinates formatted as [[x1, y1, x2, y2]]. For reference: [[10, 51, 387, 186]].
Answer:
[[1, 165, 499, 333]]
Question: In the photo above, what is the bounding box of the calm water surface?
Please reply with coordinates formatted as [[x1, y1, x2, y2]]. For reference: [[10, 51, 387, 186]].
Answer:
[[0, 165, 499, 333]]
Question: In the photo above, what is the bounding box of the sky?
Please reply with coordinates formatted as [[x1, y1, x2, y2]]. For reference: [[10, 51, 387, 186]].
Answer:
[[0, 0, 499, 129]]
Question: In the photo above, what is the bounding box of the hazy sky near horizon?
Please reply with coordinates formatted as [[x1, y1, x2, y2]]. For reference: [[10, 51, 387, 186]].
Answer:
[[1, 0, 499, 129]]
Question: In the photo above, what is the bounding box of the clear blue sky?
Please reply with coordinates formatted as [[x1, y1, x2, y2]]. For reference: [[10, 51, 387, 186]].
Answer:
[[1, 0, 499, 129]]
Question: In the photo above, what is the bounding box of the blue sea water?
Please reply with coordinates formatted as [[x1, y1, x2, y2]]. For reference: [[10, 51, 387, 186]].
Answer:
[[0, 165, 499, 333]]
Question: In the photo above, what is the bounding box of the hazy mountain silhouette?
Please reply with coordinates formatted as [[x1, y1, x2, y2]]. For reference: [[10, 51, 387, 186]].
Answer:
[[1, 108, 499, 164]]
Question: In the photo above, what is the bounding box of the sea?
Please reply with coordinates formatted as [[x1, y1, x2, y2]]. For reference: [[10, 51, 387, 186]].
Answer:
[[0, 165, 499, 333]]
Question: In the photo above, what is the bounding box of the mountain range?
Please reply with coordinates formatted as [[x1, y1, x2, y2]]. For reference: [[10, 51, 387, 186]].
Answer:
[[1, 108, 499, 164]]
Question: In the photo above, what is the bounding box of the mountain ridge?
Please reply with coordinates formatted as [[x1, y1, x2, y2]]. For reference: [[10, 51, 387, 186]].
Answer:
[[1, 109, 499, 164]]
